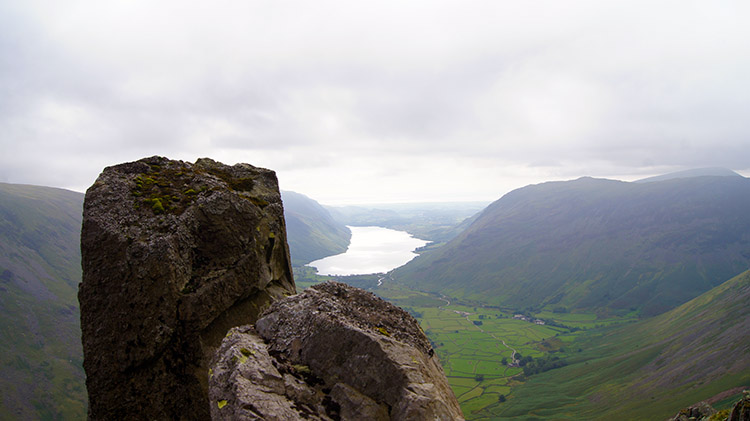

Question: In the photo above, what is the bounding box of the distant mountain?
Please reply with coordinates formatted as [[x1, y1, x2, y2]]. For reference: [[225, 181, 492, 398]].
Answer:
[[281, 191, 351, 266], [0, 183, 86, 419], [635, 167, 742, 183], [326, 201, 487, 243], [394, 175, 750, 315], [493, 269, 750, 420]]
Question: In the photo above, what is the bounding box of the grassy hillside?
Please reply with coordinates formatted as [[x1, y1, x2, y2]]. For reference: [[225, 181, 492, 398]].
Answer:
[[282, 191, 351, 266], [488, 270, 750, 420], [0, 183, 86, 419], [395, 175, 750, 316]]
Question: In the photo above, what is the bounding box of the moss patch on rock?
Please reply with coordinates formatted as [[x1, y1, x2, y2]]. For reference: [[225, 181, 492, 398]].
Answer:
[[131, 161, 217, 215]]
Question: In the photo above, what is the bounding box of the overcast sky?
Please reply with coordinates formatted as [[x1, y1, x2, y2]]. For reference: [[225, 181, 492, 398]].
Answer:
[[2, 1, 749, 204]]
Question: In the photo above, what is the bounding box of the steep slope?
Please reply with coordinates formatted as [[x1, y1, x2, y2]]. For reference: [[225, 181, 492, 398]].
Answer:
[[282, 191, 351, 266], [491, 270, 750, 420], [395, 175, 750, 315], [0, 182, 86, 419]]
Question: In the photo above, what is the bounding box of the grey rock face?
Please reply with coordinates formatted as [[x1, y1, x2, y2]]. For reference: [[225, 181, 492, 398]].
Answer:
[[79, 156, 295, 420], [209, 281, 464, 421], [209, 325, 333, 421]]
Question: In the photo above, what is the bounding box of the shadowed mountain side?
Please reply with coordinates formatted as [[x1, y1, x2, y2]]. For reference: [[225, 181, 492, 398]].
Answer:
[[0, 182, 86, 419], [395, 175, 750, 316], [491, 270, 750, 420], [281, 191, 351, 266]]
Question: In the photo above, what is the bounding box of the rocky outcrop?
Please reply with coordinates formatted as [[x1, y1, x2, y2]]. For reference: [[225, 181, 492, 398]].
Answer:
[[729, 391, 750, 421], [669, 401, 716, 421], [669, 391, 750, 421], [209, 281, 464, 420], [80, 156, 463, 420], [79, 156, 295, 420]]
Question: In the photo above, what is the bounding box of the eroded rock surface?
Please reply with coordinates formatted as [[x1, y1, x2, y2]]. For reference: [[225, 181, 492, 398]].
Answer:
[[729, 391, 750, 421], [79, 156, 295, 420], [669, 401, 716, 421], [209, 282, 464, 420], [669, 391, 750, 421]]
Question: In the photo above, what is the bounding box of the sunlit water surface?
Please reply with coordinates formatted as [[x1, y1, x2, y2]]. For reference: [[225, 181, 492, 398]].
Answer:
[[307, 226, 429, 276]]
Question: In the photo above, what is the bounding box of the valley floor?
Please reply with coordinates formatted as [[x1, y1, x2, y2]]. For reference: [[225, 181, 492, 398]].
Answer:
[[373, 282, 637, 419], [293, 267, 750, 420]]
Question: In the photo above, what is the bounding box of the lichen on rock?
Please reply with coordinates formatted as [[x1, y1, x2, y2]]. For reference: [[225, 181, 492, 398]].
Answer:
[[79, 156, 295, 420]]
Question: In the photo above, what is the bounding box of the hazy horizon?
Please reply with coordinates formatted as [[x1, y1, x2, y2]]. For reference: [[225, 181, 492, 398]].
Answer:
[[3, 165, 749, 207], [2, 1, 749, 204]]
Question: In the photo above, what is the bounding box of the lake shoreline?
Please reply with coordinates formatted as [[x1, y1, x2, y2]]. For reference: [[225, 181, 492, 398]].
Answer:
[[306, 226, 429, 276]]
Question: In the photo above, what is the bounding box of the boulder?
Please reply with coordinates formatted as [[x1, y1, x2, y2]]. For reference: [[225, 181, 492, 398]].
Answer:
[[729, 391, 750, 421], [209, 281, 464, 420], [79, 156, 295, 420], [669, 401, 716, 421]]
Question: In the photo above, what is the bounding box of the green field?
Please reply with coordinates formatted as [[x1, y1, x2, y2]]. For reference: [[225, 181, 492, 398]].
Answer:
[[293, 271, 749, 420], [292, 266, 332, 291], [294, 273, 635, 418], [369, 281, 636, 419]]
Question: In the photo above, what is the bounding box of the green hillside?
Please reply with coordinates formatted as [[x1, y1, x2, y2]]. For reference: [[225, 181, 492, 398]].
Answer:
[[0, 183, 86, 419], [488, 270, 750, 420], [281, 191, 351, 266], [395, 175, 750, 315]]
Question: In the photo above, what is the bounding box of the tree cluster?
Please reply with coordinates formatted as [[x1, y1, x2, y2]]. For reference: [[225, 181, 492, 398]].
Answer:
[[521, 355, 567, 376]]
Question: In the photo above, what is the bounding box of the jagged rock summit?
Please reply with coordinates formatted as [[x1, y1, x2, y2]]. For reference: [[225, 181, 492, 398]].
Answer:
[[79, 156, 295, 420], [730, 391, 750, 421], [668, 391, 750, 421], [80, 156, 463, 420], [210, 281, 464, 420]]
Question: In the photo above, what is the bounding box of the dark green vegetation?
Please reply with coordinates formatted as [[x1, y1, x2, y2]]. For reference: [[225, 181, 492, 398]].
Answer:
[[281, 191, 351, 266], [395, 174, 750, 316], [326, 201, 486, 244], [492, 270, 750, 420], [0, 183, 86, 419], [292, 265, 336, 290]]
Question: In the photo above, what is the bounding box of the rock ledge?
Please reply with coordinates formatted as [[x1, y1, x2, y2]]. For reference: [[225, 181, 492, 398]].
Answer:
[[209, 281, 464, 420]]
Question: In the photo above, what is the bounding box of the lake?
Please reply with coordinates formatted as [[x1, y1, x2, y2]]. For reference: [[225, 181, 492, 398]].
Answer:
[[307, 226, 429, 276]]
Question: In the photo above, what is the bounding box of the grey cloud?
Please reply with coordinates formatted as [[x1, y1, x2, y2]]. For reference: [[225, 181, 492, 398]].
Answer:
[[2, 0, 750, 202]]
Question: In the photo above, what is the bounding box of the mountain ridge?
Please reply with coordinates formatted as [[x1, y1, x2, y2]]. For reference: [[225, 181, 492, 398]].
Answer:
[[635, 167, 742, 183], [394, 174, 750, 315], [281, 190, 351, 266], [492, 269, 750, 420]]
